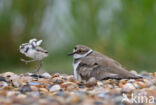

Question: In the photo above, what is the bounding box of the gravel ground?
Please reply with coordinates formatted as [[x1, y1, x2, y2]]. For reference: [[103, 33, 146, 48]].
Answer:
[[0, 71, 156, 105]]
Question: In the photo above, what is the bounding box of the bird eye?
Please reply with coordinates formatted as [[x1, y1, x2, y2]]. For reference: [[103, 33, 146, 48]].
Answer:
[[78, 50, 82, 53], [74, 47, 77, 50], [20, 46, 24, 49]]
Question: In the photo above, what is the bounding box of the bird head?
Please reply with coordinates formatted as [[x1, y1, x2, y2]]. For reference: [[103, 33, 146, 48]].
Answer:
[[68, 45, 93, 59]]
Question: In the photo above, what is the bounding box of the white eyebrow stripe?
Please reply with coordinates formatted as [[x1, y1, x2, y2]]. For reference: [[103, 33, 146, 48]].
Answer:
[[73, 49, 93, 59]]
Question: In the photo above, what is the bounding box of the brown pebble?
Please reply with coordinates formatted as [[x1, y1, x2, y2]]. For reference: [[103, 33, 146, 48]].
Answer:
[[52, 77, 64, 84], [86, 77, 97, 87]]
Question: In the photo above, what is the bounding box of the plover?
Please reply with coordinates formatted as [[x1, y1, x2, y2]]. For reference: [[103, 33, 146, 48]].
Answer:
[[19, 38, 48, 73], [69, 45, 142, 81]]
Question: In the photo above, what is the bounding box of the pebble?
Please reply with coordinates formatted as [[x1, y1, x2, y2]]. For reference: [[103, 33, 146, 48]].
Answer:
[[29, 81, 40, 86], [136, 81, 147, 88], [129, 70, 138, 75], [20, 85, 32, 94], [49, 84, 61, 92], [86, 77, 97, 87], [0, 71, 155, 105], [2, 72, 16, 78], [39, 88, 48, 93], [97, 81, 103, 87], [7, 91, 18, 97], [28, 73, 44, 78], [67, 75, 74, 82], [0, 76, 6, 82], [62, 82, 78, 91], [0, 81, 8, 87], [41, 72, 51, 79], [122, 83, 135, 93], [30, 86, 38, 91], [51, 73, 60, 78], [52, 77, 64, 84]]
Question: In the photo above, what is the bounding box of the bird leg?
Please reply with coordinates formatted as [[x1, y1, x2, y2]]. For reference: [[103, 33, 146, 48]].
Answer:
[[34, 60, 43, 74], [21, 58, 37, 64]]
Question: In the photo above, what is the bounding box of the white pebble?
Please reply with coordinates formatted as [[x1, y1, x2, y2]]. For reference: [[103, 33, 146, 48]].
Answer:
[[42, 72, 51, 78], [122, 83, 135, 93], [49, 84, 61, 92]]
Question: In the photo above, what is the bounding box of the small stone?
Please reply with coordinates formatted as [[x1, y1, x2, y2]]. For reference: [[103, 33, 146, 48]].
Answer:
[[140, 71, 153, 79], [12, 79, 24, 87], [28, 73, 44, 78], [122, 83, 135, 93], [98, 93, 109, 99], [70, 95, 81, 104], [28, 91, 40, 97], [29, 81, 40, 86], [109, 88, 121, 95], [20, 76, 33, 83], [136, 81, 147, 88], [67, 75, 74, 82], [133, 83, 139, 88], [52, 77, 63, 84], [49, 84, 61, 92], [2, 72, 16, 78], [16, 94, 26, 99], [39, 88, 48, 93], [20, 85, 32, 94], [130, 70, 138, 75], [30, 86, 38, 91], [150, 78, 156, 85], [154, 72, 156, 77], [41, 72, 51, 79], [97, 81, 103, 87], [104, 84, 113, 89], [7, 91, 18, 97], [55, 91, 66, 97], [0, 81, 8, 87], [119, 79, 128, 88], [62, 82, 78, 91], [86, 77, 97, 87], [0, 76, 6, 82], [52, 73, 60, 78], [0, 91, 7, 96]]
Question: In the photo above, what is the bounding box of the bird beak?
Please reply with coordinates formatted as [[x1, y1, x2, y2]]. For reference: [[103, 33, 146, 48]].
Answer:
[[68, 52, 76, 56]]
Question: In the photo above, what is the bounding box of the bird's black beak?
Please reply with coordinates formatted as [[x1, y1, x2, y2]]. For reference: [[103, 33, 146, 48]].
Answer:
[[68, 52, 76, 56]]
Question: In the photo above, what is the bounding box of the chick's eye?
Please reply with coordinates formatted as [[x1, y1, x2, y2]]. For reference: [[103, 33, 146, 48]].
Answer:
[[20, 46, 24, 49]]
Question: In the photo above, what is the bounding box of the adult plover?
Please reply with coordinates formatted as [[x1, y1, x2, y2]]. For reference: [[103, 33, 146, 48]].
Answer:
[[69, 45, 142, 81]]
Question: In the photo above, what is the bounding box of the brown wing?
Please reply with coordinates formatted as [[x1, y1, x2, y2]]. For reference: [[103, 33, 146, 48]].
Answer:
[[77, 56, 140, 80], [89, 51, 123, 68]]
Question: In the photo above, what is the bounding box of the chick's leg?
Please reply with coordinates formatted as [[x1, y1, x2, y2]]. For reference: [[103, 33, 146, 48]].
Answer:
[[34, 60, 43, 74]]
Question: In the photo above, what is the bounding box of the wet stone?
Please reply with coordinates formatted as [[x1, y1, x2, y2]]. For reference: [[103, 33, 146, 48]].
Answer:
[[20, 85, 32, 94], [29, 81, 40, 86]]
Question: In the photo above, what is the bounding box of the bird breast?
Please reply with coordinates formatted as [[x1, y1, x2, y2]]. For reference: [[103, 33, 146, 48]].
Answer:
[[73, 61, 81, 80]]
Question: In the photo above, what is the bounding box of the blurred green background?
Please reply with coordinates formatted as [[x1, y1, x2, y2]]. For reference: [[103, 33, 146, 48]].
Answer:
[[0, 0, 156, 74]]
